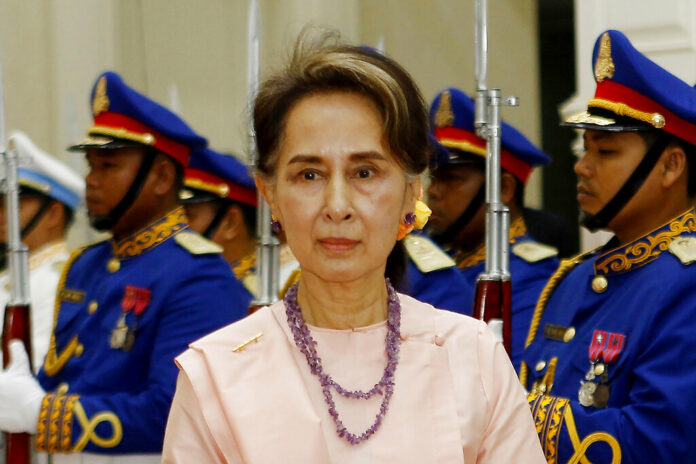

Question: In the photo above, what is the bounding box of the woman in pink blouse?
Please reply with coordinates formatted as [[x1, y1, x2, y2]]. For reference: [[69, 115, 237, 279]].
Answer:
[[162, 33, 544, 463]]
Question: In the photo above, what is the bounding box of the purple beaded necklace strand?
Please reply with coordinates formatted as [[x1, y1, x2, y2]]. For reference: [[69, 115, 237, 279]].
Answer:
[[284, 279, 401, 445]]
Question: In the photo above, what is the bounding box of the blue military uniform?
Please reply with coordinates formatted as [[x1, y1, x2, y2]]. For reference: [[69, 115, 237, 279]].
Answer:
[[521, 30, 696, 463], [454, 218, 558, 371], [181, 147, 258, 299], [429, 89, 559, 371], [34, 72, 250, 455], [181, 147, 303, 300], [402, 230, 474, 314]]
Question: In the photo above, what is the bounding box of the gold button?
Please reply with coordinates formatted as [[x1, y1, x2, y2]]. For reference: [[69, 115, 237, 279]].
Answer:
[[651, 113, 665, 128], [107, 258, 120, 273], [594, 363, 606, 376], [535, 360, 546, 371], [88, 301, 98, 314], [538, 383, 547, 393], [591, 275, 608, 293], [74, 343, 84, 357], [563, 327, 576, 343], [57, 383, 69, 395]]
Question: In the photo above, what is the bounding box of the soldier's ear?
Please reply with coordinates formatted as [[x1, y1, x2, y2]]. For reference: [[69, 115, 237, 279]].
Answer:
[[500, 171, 517, 205], [151, 154, 177, 196], [219, 206, 243, 241], [660, 143, 687, 190]]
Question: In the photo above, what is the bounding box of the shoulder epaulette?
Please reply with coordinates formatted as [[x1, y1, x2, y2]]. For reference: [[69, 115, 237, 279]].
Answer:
[[512, 241, 558, 263], [668, 236, 696, 265], [403, 235, 456, 273], [174, 231, 223, 255]]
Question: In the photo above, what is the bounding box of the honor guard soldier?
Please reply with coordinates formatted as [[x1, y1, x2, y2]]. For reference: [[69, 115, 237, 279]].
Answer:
[[521, 30, 696, 463], [181, 147, 301, 299], [401, 136, 475, 314], [0, 71, 250, 462], [0, 130, 84, 370], [428, 88, 559, 372]]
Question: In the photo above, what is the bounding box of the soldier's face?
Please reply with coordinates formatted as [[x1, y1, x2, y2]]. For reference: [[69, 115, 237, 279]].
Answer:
[[575, 130, 649, 219], [258, 91, 418, 284], [0, 196, 44, 243], [84, 148, 146, 220], [426, 164, 485, 233]]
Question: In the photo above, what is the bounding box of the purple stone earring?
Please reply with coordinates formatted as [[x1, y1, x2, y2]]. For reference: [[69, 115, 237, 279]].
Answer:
[[271, 219, 282, 234], [404, 212, 416, 226]]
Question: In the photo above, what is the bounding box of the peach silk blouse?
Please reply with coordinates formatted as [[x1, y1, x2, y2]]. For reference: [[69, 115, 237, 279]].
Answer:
[[162, 293, 545, 463]]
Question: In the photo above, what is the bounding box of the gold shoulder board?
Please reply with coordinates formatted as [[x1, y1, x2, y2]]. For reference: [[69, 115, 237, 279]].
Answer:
[[174, 232, 223, 255], [668, 236, 696, 265], [512, 241, 558, 263], [403, 235, 456, 273]]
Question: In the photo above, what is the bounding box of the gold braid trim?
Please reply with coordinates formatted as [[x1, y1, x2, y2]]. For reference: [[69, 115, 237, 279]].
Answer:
[[88, 126, 155, 146], [43, 248, 88, 377], [35, 393, 80, 453], [519, 256, 586, 387], [588, 99, 666, 129], [595, 209, 696, 275], [455, 243, 486, 269], [564, 405, 622, 464], [456, 218, 527, 269], [113, 207, 188, 259], [233, 252, 256, 281], [527, 392, 571, 464], [72, 402, 123, 452]]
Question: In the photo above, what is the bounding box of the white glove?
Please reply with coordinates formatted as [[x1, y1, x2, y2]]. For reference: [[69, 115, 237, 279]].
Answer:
[[0, 339, 45, 433]]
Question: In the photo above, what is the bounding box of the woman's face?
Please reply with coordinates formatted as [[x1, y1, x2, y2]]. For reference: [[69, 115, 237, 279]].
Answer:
[[259, 91, 419, 283]]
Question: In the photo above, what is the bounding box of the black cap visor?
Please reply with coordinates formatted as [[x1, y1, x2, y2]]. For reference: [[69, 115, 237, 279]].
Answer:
[[179, 187, 223, 205], [68, 135, 146, 152]]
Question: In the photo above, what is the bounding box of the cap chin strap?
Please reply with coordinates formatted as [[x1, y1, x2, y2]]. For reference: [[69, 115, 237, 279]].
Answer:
[[90, 151, 156, 231], [0, 194, 54, 270], [202, 202, 230, 239], [580, 133, 671, 232], [431, 183, 485, 247]]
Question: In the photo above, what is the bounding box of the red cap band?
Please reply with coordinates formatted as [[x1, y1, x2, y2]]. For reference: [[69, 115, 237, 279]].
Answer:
[[185, 168, 257, 207], [92, 111, 191, 166], [434, 127, 533, 183], [594, 80, 696, 146]]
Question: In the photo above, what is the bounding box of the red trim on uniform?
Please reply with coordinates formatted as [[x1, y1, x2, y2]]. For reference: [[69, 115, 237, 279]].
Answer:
[[433, 127, 533, 183], [93, 112, 191, 166], [186, 168, 258, 207], [594, 80, 696, 146]]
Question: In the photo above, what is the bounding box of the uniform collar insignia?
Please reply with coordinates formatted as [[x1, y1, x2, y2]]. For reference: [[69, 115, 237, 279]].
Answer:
[[455, 217, 527, 268], [594, 208, 696, 276], [112, 207, 189, 260], [233, 252, 256, 280]]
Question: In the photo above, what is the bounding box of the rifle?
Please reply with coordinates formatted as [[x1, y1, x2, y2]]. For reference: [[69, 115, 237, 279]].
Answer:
[[247, 0, 280, 310], [472, 0, 518, 355], [0, 50, 33, 462]]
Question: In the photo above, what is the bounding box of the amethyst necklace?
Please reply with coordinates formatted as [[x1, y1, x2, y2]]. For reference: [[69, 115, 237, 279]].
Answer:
[[284, 279, 401, 445]]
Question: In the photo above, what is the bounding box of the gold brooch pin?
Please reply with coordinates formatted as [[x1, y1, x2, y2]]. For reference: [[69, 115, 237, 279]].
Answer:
[[233, 332, 263, 352]]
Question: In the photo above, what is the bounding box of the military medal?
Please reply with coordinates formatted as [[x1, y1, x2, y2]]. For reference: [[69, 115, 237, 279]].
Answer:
[[110, 313, 129, 349], [110, 286, 151, 352], [578, 330, 625, 408], [578, 330, 605, 406]]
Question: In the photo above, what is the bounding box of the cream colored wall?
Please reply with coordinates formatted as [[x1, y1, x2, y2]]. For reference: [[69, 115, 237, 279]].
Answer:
[[0, 0, 541, 245]]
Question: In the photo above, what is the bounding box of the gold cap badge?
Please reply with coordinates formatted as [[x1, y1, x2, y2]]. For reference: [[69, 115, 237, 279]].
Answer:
[[92, 76, 110, 117], [434, 90, 454, 128], [594, 32, 616, 82]]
